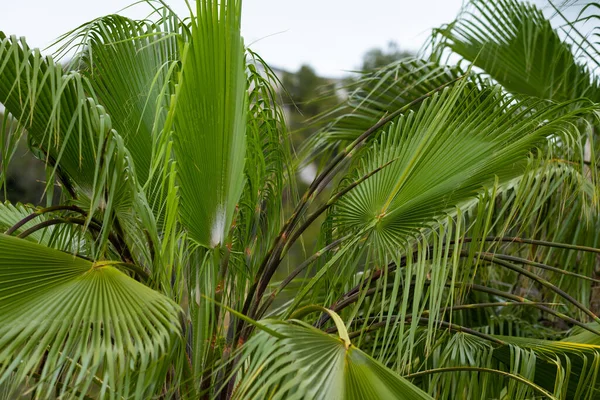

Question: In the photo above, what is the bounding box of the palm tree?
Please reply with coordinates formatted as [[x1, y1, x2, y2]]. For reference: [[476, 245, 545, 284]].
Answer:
[[1, 0, 600, 398]]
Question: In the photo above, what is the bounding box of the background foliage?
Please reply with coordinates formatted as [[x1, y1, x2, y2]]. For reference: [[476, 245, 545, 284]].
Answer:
[[2, 0, 600, 399]]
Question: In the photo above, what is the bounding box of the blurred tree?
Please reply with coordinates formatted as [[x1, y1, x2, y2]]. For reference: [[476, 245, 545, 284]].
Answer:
[[282, 65, 324, 116], [281, 65, 340, 133], [361, 41, 413, 71]]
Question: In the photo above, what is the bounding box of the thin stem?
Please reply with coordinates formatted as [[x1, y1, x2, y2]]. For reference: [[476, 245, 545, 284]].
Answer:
[[465, 236, 600, 254], [318, 280, 600, 336], [17, 218, 101, 239], [341, 302, 558, 335], [489, 253, 600, 284], [256, 236, 349, 319], [465, 283, 600, 336], [474, 251, 600, 323], [202, 245, 230, 399], [404, 367, 556, 399], [111, 216, 135, 264], [347, 316, 505, 345], [4, 204, 134, 263], [5, 204, 88, 235], [16, 217, 144, 279]]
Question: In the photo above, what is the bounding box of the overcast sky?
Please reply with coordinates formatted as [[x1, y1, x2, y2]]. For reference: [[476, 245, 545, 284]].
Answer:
[[1, 1, 465, 77]]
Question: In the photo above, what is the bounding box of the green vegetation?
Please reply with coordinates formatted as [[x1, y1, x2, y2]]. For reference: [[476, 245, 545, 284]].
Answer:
[[361, 41, 413, 71], [1, 0, 600, 399]]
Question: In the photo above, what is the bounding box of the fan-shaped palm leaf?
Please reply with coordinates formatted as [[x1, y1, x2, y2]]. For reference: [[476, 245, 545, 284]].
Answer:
[[171, 0, 247, 248], [0, 234, 182, 399], [435, 0, 600, 102], [231, 312, 432, 400], [333, 82, 581, 250]]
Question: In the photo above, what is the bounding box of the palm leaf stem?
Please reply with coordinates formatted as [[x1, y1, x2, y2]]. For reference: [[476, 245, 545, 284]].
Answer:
[[455, 283, 600, 336], [14, 217, 135, 266], [318, 280, 599, 336], [346, 317, 505, 344], [463, 237, 600, 254], [473, 251, 599, 323], [342, 302, 559, 336], [201, 242, 234, 398], [487, 253, 600, 284], [404, 367, 556, 399], [16, 218, 103, 239], [239, 75, 466, 328], [5, 205, 89, 235], [110, 216, 136, 263], [256, 236, 350, 319]]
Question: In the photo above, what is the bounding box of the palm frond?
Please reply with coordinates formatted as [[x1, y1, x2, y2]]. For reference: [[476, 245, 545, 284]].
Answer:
[[237, 51, 296, 275], [171, 0, 247, 248], [332, 83, 582, 250], [434, 0, 600, 102], [62, 10, 181, 222], [231, 316, 432, 400], [0, 33, 152, 261], [491, 330, 600, 399], [0, 33, 98, 196], [320, 59, 467, 143], [0, 234, 182, 398]]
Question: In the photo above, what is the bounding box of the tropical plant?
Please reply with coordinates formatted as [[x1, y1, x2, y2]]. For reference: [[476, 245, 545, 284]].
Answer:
[[1, 0, 600, 399]]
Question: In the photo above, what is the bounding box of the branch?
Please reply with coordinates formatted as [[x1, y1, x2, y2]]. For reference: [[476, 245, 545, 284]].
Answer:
[[464, 236, 600, 254]]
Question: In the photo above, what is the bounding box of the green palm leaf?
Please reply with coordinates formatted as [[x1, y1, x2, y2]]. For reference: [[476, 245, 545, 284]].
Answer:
[[0, 33, 99, 196], [492, 332, 600, 399], [0, 234, 182, 399], [333, 82, 580, 250], [232, 316, 432, 400], [58, 10, 182, 232], [0, 33, 150, 260], [67, 12, 179, 188], [324, 59, 467, 142], [171, 0, 247, 247], [435, 0, 600, 101]]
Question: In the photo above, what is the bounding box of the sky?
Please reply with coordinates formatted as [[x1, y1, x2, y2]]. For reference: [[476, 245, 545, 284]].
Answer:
[[0, 0, 465, 78]]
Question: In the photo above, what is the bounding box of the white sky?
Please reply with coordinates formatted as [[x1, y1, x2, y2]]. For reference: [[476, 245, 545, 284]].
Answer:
[[1, 0, 465, 77]]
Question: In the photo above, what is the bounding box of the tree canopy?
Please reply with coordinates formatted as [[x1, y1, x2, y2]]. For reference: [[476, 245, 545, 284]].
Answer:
[[1, 0, 600, 399]]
